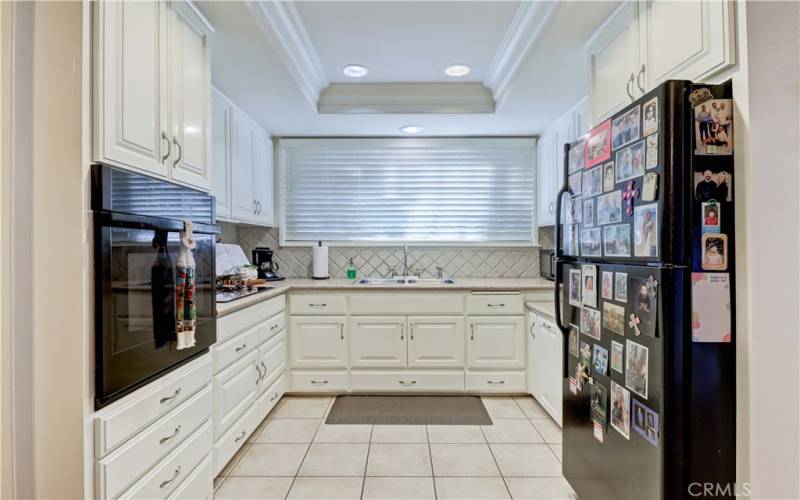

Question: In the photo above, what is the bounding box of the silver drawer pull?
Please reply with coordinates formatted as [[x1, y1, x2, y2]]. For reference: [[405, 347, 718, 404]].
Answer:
[[398, 380, 417, 386], [310, 380, 328, 385], [487, 380, 505, 385], [234, 430, 246, 443], [487, 303, 506, 307], [159, 425, 182, 444], [543, 323, 553, 331], [270, 324, 280, 330], [255, 363, 263, 382], [159, 388, 181, 404], [235, 343, 247, 352], [261, 361, 268, 381], [308, 303, 327, 307], [270, 393, 279, 402], [159, 466, 181, 489]]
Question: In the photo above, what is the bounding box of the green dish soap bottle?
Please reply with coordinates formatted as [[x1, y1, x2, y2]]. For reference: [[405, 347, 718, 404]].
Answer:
[[346, 257, 357, 280]]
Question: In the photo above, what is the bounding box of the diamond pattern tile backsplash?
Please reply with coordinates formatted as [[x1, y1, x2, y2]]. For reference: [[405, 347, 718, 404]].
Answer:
[[223, 223, 555, 279]]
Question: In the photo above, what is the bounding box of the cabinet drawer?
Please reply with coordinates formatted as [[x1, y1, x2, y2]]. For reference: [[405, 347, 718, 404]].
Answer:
[[118, 420, 212, 500], [257, 373, 287, 421], [467, 294, 524, 315], [291, 371, 349, 392], [214, 403, 261, 476], [289, 294, 347, 314], [214, 352, 258, 437], [218, 295, 285, 343], [466, 372, 527, 393], [264, 312, 286, 341], [97, 385, 212, 499], [166, 453, 212, 500], [350, 371, 464, 392], [95, 354, 212, 458], [213, 325, 261, 373], [349, 293, 465, 315]]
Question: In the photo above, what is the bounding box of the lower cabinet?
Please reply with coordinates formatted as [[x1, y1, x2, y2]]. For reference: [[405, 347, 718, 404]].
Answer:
[[466, 316, 526, 369], [289, 315, 348, 368], [349, 316, 407, 368], [527, 310, 563, 426], [351, 371, 464, 392], [407, 316, 465, 368]]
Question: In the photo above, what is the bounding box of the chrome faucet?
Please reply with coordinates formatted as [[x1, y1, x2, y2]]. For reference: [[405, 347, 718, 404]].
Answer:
[[402, 243, 409, 278]]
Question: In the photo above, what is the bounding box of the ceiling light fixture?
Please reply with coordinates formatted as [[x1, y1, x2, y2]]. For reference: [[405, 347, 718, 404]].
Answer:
[[399, 125, 423, 135], [342, 64, 368, 78], [445, 64, 471, 77]]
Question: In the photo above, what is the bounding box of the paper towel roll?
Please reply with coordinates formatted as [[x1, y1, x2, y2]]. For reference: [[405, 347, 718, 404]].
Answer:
[[312, 242, 329, 279]]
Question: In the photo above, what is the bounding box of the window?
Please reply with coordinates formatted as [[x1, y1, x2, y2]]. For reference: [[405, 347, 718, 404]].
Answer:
[[278, 138, 537, 245]]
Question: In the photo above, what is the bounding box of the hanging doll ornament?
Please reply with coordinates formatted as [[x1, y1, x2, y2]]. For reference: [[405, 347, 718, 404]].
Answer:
[[646, 275, 659, 298], [623, 180, 640, 216], [176, 220, 197, 350]]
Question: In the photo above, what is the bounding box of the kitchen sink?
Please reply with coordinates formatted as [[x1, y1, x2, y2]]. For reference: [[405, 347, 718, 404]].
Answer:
[[352, 277, 458, 285]]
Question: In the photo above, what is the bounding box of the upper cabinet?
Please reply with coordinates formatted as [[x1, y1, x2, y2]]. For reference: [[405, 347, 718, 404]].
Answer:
[[94, 0, 212, 192], [587, 0, 736, 125], [213, 88, 275, 227]]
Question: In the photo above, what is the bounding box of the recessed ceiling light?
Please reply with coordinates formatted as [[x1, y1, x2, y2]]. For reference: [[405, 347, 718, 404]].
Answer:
[[400, 125, 423, 135], [342, 64, 368, 78], [445, 64, 471, 77]]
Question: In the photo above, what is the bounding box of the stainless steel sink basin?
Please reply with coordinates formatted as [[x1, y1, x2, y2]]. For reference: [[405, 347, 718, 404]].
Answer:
[[352, 277, 458, 285]]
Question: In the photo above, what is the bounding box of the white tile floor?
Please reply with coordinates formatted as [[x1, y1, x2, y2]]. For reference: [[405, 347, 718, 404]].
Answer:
[[214, 396, 577, 500]]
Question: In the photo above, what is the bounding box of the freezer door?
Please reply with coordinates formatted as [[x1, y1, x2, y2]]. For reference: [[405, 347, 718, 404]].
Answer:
[[557, 262, 684, 500]]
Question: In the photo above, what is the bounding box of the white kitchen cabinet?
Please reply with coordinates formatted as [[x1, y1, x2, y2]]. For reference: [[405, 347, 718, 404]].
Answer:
[[527, 310, 563, 425], [573, 97, 590, 138], [349, 316, 407, 368], [289, 316, 348, 368], [252, 130, 275, 225], [407, 316, 465, 368], [230, 108, 257, 221], [211, 88, 231, 218], [638, 0, 735, 89], [536, 130, 556, 227], [467, 316, 525, 370], [587, 1, 642, 124], [93, 0, 212, 191]]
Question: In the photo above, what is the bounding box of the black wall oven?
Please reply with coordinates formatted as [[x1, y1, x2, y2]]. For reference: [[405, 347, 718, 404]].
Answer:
[[93, 164, 220, 409]]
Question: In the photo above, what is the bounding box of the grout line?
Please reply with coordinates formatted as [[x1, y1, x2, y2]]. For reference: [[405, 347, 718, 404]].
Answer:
[[480, 425, 514, 500], [425, 425, 438, 499], [284, 407, 326, 500], [360, 424, 374, 499]]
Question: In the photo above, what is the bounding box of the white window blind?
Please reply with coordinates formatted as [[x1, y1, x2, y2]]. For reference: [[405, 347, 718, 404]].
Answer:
[[279, 138, 536, 244]]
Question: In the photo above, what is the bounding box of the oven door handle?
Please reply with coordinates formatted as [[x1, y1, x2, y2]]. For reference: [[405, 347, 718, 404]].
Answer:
[[95, 211, 221, 234]]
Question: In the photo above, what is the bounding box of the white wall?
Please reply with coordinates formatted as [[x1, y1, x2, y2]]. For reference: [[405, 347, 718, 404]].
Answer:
[[734, 2, 800, 498]]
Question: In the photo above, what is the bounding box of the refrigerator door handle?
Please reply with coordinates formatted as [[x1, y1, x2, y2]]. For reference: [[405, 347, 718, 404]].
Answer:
[[554, 142, 572, 378]]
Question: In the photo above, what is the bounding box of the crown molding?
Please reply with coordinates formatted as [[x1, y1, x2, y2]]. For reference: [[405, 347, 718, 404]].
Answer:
[[484, 0, 560, 104], [318, 83, 495, 114], [248, 1, 329, 110]]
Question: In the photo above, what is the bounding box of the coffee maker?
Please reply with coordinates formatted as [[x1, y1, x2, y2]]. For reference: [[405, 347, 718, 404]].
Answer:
[[252, 247, 285, 281]]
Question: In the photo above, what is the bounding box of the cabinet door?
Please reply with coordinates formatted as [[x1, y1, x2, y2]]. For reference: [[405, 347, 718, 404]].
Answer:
[[214, 351, 258, 437], [211, 88, 231, 218], [96, 0, 169, 178], [572, 97, 590, 137], [349, 317, 407, 368], [230, 109, 257, 221], [537, 318, 563, 425], [536, 130, 555, 227], [168, 4, 211, 190], [467, 316, 525, 369], [587, 2, 641, 123], [289, 316, 347, 368], [639, 0, 735, 89], [252, 130, 275, 226], [407, 316, 465, 368], [526, 313, 539, 396]]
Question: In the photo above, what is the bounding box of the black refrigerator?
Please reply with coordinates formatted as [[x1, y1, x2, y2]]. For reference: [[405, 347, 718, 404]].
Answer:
[[553, 81, 736, 499]]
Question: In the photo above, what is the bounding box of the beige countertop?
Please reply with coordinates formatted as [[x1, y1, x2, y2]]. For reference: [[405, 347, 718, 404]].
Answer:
[[525, 300, 556, 320], [217, 277, 554, 317]]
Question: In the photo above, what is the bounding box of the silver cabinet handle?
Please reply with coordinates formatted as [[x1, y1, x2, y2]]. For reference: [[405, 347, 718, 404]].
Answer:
[[410, 324, 414, 340], [159, 388, 181, 404], [255, 362, 263, 382], [270, 393, 279, 402], [159, 425, 182, 444], [398, 380, 416, 386], [310, 380, 328, 385], [253, 199, 257, 214], [470, 323, 475, 341], [530, 323, 536, 338], [161, 131, 171, 164], [340, 323, 344, 340], [261, 361, 268, 381], [636, 64, 646, 92], [235, 343, 247, 352], [256, 200, 262, 215], [487, 380, 505, 385], [543, 323, 553, 331], [487, 303, 506, 308], [626, 74, 635, 101], [400, 323, 404, 340], [172, 137, 182, 167], [309, 303, 327, 307], [270, 323, 280, 331], [159, 466, 181, 489], [234, 430, 246, 443]]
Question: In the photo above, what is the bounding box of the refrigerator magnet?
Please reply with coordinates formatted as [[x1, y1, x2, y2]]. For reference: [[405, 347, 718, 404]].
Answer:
[[693, 97, 733, 156], [622, 180, 641, 216], [612, 105, 641, 150], [633, 203, 659, 258], [628, 314, 641, 336], [701, 202, 721, 234], [645, 133, 659, 170], [643, 97, 658, 137], [593, 422, 605, 443], [691, 273, 732, 343], [568, 325, 579, 357], [568, 269, 582, 307], [629, 276, 658, 338], [592, 344, 609, 375], [632, 399, 660, 447], [611, 341, 624, 373], [701, 234, 728, 270], [569, 377, 578, 395], [581, 307, 602, 341], [642, 173, 659, 201], [602, 162, 615, 192], [581, 264, 598, 307], [601, 271, 614, 300], [603, 302, 626, 336], [610, 381, 631, 440], [614, 272, 628, 302], [625, 340, 649, 400], [591, 383, 609, 428], [585, 119, 612, 168], [580, 228, 602, 257]]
